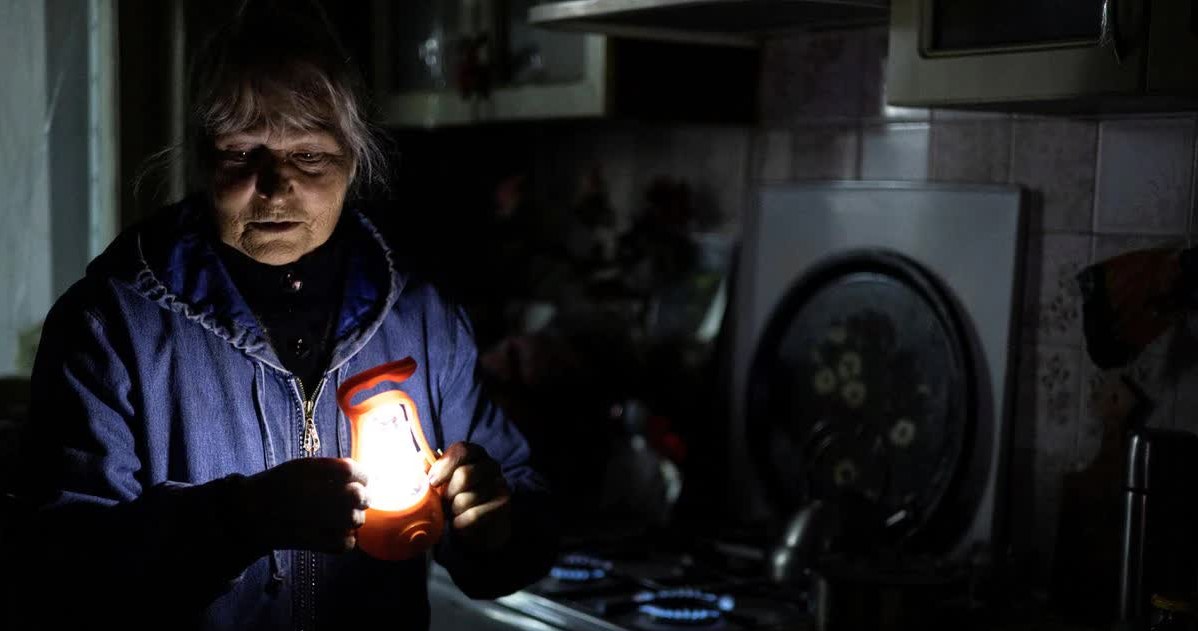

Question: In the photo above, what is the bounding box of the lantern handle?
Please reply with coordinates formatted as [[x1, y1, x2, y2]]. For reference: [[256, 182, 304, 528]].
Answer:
[[337, 358, 439, 468], [337, 357, 418, 418], [402, 391, 439, 469]]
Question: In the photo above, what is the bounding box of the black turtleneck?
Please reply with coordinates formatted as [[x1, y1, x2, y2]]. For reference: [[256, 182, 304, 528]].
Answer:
[[215, 223, 348, 393]]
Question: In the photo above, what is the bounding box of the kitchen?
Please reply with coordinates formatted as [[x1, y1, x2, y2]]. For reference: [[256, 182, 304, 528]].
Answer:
[[3, 1, 1198, 630]]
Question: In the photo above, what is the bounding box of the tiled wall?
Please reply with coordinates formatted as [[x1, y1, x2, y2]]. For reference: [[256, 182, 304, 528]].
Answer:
[[753, 26, 1198, 591], [528, 25, 1198, 591]]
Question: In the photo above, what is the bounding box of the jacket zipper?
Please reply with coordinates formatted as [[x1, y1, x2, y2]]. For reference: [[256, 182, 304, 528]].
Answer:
[[296, 378, 326, 457], [293, 376, 326, 631]]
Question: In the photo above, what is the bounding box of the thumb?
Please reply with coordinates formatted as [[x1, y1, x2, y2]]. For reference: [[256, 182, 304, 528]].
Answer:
[[341, 458, 368, 486]]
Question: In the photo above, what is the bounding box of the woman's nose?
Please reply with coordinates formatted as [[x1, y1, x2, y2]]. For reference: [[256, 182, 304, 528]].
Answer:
[[254, 153, 292, 200]]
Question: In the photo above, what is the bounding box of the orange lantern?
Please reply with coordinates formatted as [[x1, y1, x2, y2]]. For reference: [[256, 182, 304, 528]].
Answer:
[[336, 358, 444, 561]]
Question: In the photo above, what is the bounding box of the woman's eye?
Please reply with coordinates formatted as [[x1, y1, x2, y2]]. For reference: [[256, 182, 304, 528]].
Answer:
[[219, 150, 250, 164], [293, 152, 325, 165]]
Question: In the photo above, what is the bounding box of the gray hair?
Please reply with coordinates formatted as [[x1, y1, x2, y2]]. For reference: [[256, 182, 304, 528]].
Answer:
[[140, 2, 390, 202]]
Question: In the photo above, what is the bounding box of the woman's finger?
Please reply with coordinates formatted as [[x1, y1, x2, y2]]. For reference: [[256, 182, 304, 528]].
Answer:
[[451, 479, 510, 516]]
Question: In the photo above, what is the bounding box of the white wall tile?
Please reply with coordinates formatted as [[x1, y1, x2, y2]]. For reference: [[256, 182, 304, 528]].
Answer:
[[931, 109, 1011, 122], [793, 125, 859, 180], [860, 123, 929, 180], [752, 129, 793, 183], [1095, 117, 1196, 235], [1092, 233, 1187, 264]]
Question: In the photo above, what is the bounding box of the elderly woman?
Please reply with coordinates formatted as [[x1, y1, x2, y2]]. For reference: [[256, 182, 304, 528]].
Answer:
[[6, 3, 556, 629]]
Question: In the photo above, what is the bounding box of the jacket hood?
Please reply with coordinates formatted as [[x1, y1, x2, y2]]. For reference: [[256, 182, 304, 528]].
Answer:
[[87, 193, 406, 374]]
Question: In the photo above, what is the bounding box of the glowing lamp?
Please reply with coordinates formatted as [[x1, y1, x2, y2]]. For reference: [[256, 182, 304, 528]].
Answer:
[[336, 358, 444, 561]]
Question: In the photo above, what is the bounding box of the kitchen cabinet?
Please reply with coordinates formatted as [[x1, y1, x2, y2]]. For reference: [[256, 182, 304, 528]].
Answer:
[[887, 0, 1198, 113], [370, 0, 758, 128], [527, 0, 889, 46]]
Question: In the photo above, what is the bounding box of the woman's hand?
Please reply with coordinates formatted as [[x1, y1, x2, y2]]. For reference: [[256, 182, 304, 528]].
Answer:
[[242, 457, 370, 553], [428, 442, 512, 552]]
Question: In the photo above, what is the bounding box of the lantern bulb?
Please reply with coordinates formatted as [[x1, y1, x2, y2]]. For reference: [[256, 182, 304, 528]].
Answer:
[[358, 404, 428, 511]]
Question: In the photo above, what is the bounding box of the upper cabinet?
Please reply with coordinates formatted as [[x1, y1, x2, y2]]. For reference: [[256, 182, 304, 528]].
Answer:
[[886, 0, 1198, 112], [371, 0, 759, 128]]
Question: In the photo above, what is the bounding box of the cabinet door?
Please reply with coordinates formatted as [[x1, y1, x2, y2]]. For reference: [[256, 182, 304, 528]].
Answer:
[[888, 0, 1145, 106], [499, 0, 590, 86], [483, 0, 608, 121], [372, 0, 478, 127]]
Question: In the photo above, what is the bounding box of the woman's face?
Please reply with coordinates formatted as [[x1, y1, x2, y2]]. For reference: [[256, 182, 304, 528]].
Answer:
[[209, 127, 352, 265]]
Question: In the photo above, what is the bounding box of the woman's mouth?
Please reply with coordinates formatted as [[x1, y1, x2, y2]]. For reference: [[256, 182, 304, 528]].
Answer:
[[248, 221, 302, 233]]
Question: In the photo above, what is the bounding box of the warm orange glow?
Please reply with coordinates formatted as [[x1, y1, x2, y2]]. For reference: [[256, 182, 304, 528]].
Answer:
[[337, 358, 444, 561]]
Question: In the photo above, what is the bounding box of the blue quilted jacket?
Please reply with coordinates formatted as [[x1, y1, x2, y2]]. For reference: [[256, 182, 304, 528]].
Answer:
[[8, 195, 557, 629]]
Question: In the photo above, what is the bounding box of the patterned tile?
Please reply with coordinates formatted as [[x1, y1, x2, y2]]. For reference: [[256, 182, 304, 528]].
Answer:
[[1009, 344, 1083, 586], [1010, 118, 1098, 233], [1041, 346, 1085, 458], [793, 125, 859, 180], [753, 129, 793, 183], [1020, 232, 1091, 347], [1095, 117, 1195, 235], [930, 119, 1012, 183], [759, 30, 865, 125], [860, 123, 929, 180], [1013, 345, 1083, 455]]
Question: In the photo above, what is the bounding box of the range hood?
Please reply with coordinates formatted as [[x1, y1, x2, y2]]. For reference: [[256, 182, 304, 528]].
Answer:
[[528, 0, 889, 47]]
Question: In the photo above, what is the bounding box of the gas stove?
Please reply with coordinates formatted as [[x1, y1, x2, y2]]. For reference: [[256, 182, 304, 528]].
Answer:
[[429, 535, 815, 631]]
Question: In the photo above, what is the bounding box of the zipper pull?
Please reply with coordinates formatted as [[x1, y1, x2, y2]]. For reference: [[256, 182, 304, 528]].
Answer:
[[303, 398, 321, 456]]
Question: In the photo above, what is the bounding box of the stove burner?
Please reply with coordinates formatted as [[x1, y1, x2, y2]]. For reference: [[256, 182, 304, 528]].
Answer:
[[549, 554, 613, 583], [633, 588, 735, 627]]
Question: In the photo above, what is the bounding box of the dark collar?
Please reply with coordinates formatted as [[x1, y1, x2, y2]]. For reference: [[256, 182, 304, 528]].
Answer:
[[213, 218, 350, 311]]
